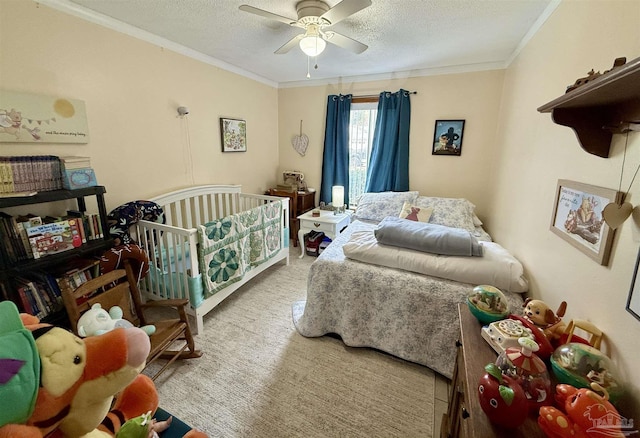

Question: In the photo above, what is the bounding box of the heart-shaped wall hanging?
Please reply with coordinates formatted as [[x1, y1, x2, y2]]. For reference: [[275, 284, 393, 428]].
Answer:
[[292, 120, 309, 156], [603, 201, 633, 229], [292, 133, 309, 156]]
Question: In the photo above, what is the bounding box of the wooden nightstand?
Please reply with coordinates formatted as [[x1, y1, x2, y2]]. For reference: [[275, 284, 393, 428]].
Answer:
[[297, 209, 351, 258], [441, 304, 546, 438], [267, 189, 316, 247]]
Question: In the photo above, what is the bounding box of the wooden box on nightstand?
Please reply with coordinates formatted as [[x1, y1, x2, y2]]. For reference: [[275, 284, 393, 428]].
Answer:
[[441, 304, 546, 438]]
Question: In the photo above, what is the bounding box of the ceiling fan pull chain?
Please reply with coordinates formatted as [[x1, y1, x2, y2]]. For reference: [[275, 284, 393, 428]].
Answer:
[[307, 56, 311, 79]]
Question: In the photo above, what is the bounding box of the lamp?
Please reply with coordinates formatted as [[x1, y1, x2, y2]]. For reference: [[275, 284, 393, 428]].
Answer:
[[332, 185, 345, 214], [299, 35, 326, 57]]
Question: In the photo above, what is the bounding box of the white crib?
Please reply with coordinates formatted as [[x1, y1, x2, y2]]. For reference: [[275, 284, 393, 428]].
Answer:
[[132, 184, 289, 333]]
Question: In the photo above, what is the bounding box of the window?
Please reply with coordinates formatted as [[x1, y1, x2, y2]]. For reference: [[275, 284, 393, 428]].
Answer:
[[348, 101, 377, 206]]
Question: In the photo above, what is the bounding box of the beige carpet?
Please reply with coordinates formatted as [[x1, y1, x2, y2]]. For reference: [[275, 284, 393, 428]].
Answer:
[[144, 247, 436, 437]]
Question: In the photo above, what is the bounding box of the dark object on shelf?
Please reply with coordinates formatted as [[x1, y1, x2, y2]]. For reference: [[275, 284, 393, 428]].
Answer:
[[566, 57, 626, 93], [538, 55, 640, 158]]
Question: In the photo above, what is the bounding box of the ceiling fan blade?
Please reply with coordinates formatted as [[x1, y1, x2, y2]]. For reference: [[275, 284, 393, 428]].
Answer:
[[239, 5, 297, 25], [325, 31, 368, 54], [275, 34, 305, 54], [320, 0, 372, 25]]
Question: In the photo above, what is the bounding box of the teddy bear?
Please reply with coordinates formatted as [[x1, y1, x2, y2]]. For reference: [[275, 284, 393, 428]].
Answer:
[[0, 300, 156, 437], [0, 108, 23, 139], [77, 303, 156, 338], [522, 298, 567, 343]]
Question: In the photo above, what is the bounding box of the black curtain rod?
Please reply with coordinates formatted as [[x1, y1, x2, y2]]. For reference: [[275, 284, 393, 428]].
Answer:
[[353, 91, 417, 99]]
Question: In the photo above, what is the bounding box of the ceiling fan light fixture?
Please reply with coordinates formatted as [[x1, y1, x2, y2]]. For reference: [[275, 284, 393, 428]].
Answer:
[[299, 35, 326, 57]]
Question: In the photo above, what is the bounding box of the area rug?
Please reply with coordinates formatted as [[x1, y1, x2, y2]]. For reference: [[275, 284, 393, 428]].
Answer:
[[144, 249, 436, 437]]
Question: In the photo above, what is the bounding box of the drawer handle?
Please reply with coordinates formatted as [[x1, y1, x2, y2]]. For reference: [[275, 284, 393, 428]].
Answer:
[[461, 407, 470, 419], [314, 222, 321, 227]]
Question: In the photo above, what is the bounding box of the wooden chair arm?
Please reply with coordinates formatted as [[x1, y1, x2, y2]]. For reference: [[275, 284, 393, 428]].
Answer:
[[141, 299, 189, 309]]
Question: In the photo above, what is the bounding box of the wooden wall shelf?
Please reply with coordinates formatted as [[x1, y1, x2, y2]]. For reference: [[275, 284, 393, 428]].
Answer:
[[537, 56, 640, 158]]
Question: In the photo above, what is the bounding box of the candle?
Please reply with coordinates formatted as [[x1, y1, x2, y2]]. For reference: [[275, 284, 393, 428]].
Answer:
[[332, 186, 344, 209]]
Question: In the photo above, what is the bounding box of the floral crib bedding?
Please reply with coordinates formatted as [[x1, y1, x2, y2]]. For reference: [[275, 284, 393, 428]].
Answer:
[[198, 202, 282, 296]]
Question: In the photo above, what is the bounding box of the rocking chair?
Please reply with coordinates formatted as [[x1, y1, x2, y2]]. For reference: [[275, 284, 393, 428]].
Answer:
[[61, 261, 202, 381]]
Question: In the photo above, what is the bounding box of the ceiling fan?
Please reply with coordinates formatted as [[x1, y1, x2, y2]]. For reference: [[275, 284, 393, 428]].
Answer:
[[239, 0, 372, 57]]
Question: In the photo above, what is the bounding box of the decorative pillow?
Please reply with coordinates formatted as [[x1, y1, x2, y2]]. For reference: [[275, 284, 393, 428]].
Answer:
[[414, 196, 477, 232], [354, 191, 419, 222], [107, 200, 165, 245], [398, 202, 433, 223]]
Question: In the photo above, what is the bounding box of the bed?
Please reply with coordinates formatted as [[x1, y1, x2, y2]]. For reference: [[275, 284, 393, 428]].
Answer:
[[131, 184, 289, 334], [292, 191, 528, 378]]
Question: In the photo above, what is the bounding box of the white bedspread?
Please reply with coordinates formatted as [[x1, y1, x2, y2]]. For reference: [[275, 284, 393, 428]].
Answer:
[[293, 220, 525, 378], [343, 229, 529, 293]]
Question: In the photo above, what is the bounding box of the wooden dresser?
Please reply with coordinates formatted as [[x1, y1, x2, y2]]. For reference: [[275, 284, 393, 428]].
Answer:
[[267, 188, 315, 246], [441, 304, 546, 438]]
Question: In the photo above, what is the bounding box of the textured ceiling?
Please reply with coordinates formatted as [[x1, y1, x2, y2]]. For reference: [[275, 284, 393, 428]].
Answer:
[[50, 0, 557, 87]]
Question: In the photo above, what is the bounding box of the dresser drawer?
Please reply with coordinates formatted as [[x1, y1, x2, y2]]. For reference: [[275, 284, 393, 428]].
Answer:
[[299, 218, 336, 235]]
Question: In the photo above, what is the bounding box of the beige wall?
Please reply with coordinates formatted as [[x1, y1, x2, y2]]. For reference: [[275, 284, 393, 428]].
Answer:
[[278, 1, 640, 418], [3, 0, 640, 420], [278, 70, 505, 219], [493, 0, 640, 418], [0, 1, 279, 210]]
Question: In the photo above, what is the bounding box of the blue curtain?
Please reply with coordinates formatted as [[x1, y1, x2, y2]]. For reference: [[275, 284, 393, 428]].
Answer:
[[320, 94, 352, 205], [364, 89, 411, 193]]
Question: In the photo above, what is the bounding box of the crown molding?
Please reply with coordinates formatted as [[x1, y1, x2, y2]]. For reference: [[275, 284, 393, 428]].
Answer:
[[277, 61, 508, 89], [505, 0, 561, 66], [37, 0, 558, 90]]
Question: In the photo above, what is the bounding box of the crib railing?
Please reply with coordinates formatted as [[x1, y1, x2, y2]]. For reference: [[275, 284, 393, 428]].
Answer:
[[131, 185, 289, 330]]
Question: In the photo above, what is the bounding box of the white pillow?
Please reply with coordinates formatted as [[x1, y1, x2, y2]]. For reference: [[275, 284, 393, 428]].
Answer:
[[414, 196, 477, 232], [398, 202, 433, 222], [354, 191, 419, 222]]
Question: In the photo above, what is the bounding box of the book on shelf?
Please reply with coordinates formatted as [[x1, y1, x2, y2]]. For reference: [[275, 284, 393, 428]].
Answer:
[[15, 277, 48, 319], [26, 220, 77, 259], [0, 211, 29, 262], [17, 284, 34, 315], [66, 210, 102, 241], [62, 167, 98, 190], [59, 156, 91, 170], [53, 258, 100, 304], [0, 191, 38, 198], [0, 155, 63, 194], [14, 272, 67, 318]]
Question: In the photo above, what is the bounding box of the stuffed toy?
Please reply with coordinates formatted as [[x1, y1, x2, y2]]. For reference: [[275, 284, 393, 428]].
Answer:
[[522, 298, 567, 343], [116, 411, 172, 438], [115, 413, 208, 438], [98, 373, 207, 438], [77, 303, 156, 338], [0, 300, 156, 437]]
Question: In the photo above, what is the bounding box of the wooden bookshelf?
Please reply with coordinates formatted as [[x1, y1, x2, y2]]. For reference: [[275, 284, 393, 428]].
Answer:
[[0, 186, 112, 324]]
